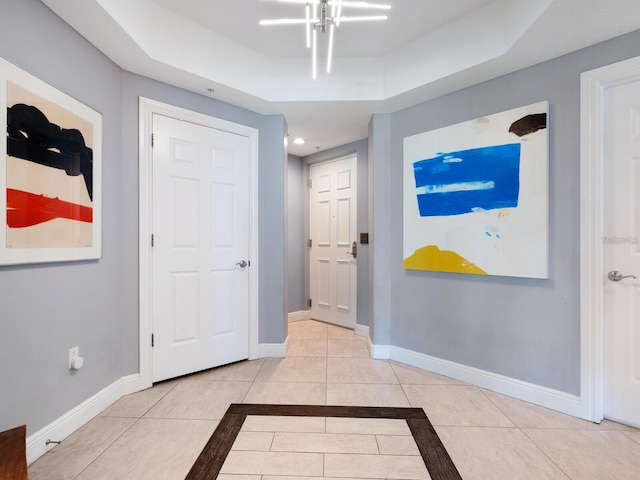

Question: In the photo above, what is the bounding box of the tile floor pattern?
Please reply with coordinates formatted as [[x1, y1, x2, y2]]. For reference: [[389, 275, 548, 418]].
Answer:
[[186, 404, 453, 480], [216, 414, 430, 479], [29, 320, 640, 480]]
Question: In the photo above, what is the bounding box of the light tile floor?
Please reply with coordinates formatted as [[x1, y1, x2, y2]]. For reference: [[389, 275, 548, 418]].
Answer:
[[219, 415, 430, 479], [29, 320, 640, 480]]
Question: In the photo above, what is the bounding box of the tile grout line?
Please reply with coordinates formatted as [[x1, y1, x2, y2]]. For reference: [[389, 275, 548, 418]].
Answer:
[[475, 387, 516, 428], [389, 361, 413, 408], [519, 427, 574, 480], [240, 357, 265, 404], [71, 416, 141, 480], [477, 382, 587, 480], [622, 431, 640, 445], [72, 376, 186, 480]]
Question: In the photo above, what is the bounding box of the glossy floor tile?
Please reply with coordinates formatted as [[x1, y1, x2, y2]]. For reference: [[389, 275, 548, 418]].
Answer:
[[327, 338, 371, 358], [523, 428, 640, 480], [255, 356, 327, 383], [29, 319, 640, 479], [403, 384, 514, 427], [326, 383, 411, 407], [75, 418, 217, 480], [437, 426, 570, 479], [28, 417, 137, 480], [327, 357, 399, 384], [144, 379, 251, 420]]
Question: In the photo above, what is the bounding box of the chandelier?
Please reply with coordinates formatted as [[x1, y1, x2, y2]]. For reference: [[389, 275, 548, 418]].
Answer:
[[259, 0, 391, 79]]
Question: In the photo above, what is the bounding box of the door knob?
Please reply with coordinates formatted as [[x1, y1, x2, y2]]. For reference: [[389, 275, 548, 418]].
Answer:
[[236, 260, 248, 268], [608, 270, 636, 282]]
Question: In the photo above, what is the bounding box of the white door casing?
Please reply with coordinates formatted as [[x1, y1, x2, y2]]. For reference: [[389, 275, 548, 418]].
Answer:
[[139, 98, 259, 388], [309, 156, 357, 329], [581, 55, 640, 424], [602, 79, 640, 427], [151, 113, 249, 382]]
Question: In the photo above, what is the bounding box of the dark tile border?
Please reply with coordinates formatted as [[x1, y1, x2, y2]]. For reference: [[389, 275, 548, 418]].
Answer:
[[185, 404, 461, 480]]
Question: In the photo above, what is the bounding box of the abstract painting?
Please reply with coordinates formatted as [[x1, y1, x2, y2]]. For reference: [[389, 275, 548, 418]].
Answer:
[[1, 57, 101, 265], [403, 101, 548, 279]]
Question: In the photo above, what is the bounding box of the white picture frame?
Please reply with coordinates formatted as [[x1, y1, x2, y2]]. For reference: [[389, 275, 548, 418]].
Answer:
[[0, 57, 102, 265]]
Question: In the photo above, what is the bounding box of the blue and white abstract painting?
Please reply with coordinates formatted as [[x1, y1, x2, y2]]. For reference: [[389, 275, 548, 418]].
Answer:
[[403, 101, 549, 279]]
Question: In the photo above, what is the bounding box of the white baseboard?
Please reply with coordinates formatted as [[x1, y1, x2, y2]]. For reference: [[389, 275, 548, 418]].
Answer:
[[288, 310, 310, 323], [27, 374, 142, 465], [370, 342, 581, 419], [256, 336, 289, 358], [123, 373, 143, 395], [354, 324, 369, 338], [369, 339, 391, 360]]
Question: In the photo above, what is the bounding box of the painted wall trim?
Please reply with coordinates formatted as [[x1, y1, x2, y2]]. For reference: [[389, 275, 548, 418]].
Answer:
[[370, 342, 581, 419], [26, 374, 141, 465], [256, 336, 289, 358], [288, 310, 310, 322], [354, 324, 369, 338], [369, 339, 391, 360], [580, 54, 640, 423]]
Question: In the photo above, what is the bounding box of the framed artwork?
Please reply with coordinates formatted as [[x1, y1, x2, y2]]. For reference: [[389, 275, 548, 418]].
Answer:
[[403, 101, 549, 279], [0, 57, 101, 265]]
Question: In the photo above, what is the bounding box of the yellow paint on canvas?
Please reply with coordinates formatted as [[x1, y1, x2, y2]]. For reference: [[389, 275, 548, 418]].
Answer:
[[403, 245, 487, 275]]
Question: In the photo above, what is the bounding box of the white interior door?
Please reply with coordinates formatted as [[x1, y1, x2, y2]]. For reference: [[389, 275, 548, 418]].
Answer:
[[152, 113, 250, 382], [603, 78, 640, 427], [309, 156, 357, 329]]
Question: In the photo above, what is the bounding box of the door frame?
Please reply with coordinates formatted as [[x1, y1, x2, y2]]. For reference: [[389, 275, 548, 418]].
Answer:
[[138, 97, 260, 388], [580, 54, 640, 422]]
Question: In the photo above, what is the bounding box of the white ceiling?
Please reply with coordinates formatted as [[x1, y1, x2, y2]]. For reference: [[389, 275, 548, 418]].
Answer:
[[154, 0, 495, 58], [41, 0, 640, 156]]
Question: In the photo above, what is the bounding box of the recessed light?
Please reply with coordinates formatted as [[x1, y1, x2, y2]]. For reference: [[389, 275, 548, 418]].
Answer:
[[293, 138, 305, 145]]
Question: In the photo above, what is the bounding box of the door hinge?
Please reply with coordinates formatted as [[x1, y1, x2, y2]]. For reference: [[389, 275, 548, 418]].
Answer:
[[151, 234, 154, 247], [151, 133, 154, 148], [151, 334, 154, 347], [308, 178, 312, 189], [308, 298, 312, 308], [308, 239, 312, 248]]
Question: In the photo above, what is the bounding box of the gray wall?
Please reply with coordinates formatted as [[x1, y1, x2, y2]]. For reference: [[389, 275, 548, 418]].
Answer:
[[368, 117, 392, 343], [0, 0, 287, 436], [120, 74, 288, 345], [0, 0, 128, 434], [303, 139, 370, 327], [287, 154, 306, 313], [259, 115, 288, 343], [369, 29, 640, 395]]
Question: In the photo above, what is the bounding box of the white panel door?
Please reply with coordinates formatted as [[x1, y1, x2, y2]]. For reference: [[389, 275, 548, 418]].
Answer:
[[152, 113, 250, 382], [603, 79, 640, 427], [309, 156, 357, 328]]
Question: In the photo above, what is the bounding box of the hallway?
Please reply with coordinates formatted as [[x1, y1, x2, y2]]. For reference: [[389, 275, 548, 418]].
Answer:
[[29, 320, 640, 479]]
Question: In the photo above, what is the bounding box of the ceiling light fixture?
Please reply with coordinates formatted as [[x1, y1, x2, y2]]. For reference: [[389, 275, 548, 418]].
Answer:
[[293, 137, 306, 145], [260, 0, 391, 79]]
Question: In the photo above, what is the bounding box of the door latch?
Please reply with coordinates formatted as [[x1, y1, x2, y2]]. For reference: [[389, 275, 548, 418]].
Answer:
[[346, 241, 357, 259]]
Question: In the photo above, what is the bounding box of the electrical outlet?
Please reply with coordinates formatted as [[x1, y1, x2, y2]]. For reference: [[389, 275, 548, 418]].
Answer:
[[69, 346, 79, 369]]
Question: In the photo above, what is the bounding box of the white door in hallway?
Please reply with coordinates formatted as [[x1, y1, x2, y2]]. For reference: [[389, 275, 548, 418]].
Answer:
[[309, 156, 357, 329], [603, 78, 640, 427], [151, 113, 250, 382]]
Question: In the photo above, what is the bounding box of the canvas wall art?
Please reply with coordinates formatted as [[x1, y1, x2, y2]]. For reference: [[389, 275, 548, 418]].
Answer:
[[403, 101, 549, 279], [0, 57, 102, 265]]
